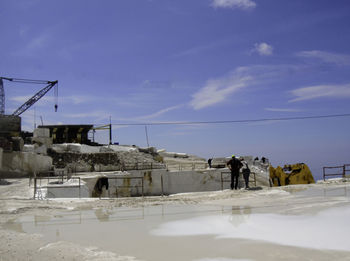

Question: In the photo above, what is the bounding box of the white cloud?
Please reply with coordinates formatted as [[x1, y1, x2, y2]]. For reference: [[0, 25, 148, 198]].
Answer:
[[190, 64, 304, 110], [190, 68, 253, 110], [211, 0, 256, 10], [264, 108, 301, 112], [252, 42, 273, 56], [296, 50, 350, 66], [289, 83, 350, 102]]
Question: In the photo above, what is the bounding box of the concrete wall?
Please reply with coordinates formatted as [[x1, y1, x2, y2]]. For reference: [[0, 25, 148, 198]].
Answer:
[[46, 167, 270, 198], [0, 151, 52, 177], [45, 184, 90, 198], [165, 169, 223, 194]]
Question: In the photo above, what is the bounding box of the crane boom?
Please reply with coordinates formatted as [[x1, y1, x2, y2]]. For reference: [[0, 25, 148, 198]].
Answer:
[[12, 80, 58, 116], [0, 77, 58, 116]]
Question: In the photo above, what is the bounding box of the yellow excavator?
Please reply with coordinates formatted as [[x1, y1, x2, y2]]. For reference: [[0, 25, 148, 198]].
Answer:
[[269, 163, 315, 186]]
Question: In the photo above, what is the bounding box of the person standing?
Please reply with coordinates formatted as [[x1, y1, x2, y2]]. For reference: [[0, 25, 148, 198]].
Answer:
[[241, 159, 251, 189], [227, 155, 243, 190], [208, 158, 213, 168]]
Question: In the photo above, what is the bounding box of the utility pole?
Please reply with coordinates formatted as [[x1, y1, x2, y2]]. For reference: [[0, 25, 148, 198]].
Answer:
[[145, 125, 150, 147], [109, 116, 112, 145]]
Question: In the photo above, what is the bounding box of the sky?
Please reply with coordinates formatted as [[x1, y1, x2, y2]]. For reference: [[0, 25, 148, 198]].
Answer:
[[1, 0, 350, 180]]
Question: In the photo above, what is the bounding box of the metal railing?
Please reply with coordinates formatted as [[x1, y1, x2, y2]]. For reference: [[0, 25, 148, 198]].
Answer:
[[323, 164, 350, 181], [220, 171, 257, 190], [166, 163, 208, 171], [119, 162, 165, 171]]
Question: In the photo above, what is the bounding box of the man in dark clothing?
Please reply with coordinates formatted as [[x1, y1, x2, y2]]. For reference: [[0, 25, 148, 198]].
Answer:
[[227, 155, 243, 190], [208, 158, 213, 168]]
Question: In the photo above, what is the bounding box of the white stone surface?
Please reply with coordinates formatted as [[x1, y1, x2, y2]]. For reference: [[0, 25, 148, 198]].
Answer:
[[80, 144, 100, 153], [66, 143, 82, 153], [33, 128, 50, 138], [105, 145, 138, 152], [23, 144, 35, 152], [51, 144, 68, 153]]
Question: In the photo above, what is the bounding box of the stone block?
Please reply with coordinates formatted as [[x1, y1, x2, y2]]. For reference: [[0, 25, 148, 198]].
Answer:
[[2, 151, 52, 174], [32, 137, 53, 147], [34, 128, 50, 138]]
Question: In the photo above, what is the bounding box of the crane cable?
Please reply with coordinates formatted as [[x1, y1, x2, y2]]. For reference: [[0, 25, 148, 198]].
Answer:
[[111, 113, 350, 126]]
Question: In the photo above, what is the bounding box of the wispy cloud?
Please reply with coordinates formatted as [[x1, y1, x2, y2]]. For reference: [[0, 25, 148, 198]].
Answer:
[[190, 68, 253, 110], [63, 110, 110, 119], [172, 39, 230, 58], [289, 83, 350, 102], [190, 64, 306, 110], [136, 105, 184, 120], [13, 32, 51, 57], [252, 42, 273, 56], [296, 50, 350, 66], [265, 108, 301, 112], [211, 0, 256, 10]]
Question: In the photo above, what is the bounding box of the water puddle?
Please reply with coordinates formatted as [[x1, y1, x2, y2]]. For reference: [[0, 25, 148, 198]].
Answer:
[[5, 186, 350, 261]]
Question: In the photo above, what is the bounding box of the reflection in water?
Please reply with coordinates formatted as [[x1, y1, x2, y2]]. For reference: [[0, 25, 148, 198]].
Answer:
[[151, 204, 350, 251], [56, 229, 60, 240], [229, 206, 251, 227], [3, 219, 24, 233], [95, 208, 114, 222], [34, 215, 52, 226]]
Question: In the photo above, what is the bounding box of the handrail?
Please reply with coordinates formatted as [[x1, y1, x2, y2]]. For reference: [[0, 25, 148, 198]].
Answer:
[[323, 165, 348, 181], [220, 171, 256, 190]]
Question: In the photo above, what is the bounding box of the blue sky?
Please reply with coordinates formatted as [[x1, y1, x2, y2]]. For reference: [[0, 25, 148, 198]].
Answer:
[[1, 0, 350, 180]]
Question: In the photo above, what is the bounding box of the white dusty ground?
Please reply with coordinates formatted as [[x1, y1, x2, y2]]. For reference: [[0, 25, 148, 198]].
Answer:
[[0, 178, 350, 261]]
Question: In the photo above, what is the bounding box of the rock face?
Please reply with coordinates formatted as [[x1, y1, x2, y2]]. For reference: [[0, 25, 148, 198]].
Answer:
[[48, 144, 166, 172]]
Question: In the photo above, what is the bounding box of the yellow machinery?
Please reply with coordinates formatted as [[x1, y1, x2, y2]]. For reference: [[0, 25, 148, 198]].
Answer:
[[269, 163, 315, 186]]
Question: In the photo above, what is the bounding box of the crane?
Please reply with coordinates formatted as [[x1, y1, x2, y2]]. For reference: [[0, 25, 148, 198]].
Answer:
[[0, 77, 58, 116]]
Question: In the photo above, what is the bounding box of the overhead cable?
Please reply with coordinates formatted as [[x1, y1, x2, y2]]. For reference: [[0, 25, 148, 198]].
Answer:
[[111, 113, 350, 126]]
